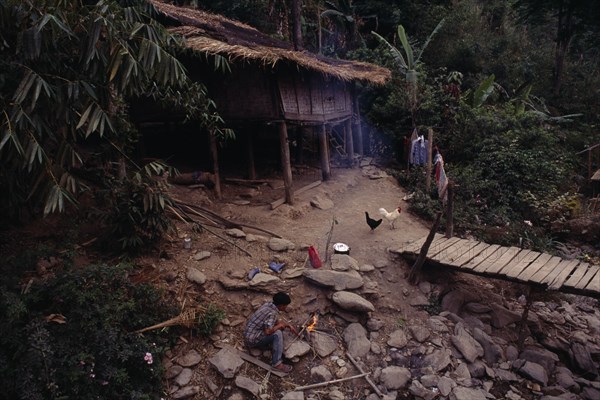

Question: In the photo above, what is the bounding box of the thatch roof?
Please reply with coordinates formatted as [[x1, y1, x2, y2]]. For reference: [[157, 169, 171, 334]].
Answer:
[[150, 0, 391, 85]]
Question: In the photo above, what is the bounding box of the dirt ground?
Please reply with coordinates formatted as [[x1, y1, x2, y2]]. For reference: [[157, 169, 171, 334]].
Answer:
[[143, 165, 465, 397]]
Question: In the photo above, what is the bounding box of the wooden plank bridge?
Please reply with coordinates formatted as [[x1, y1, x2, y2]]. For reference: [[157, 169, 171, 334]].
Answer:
[[392, 234, 600, 298]]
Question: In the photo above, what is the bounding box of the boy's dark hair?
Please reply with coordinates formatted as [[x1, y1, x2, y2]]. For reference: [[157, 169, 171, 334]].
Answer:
[[273, 292, 291, 306]]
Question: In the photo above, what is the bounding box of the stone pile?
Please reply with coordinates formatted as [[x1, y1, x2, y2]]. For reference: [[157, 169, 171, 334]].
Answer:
[[166, 237, 600, 400]]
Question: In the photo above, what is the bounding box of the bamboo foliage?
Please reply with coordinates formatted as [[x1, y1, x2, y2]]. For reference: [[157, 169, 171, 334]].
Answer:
[[0, 0, 223, 218]]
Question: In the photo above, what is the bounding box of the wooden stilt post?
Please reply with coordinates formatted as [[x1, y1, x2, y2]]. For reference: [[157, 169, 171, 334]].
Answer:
[[445, 181, 454, 238], [279, 121, 294, 205], [209, 132, 222, 200], [354, 92, 364, 157], [345, 118, 354, 166], [425, 127, 433, 192], [247, 131, 256, 180], [319, 124, 331, 181], [409, 211, 442, 285], [517, 285, 537, 351]]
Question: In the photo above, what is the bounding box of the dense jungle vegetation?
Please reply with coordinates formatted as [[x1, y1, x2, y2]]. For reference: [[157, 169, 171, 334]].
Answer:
[[0, 1, 599, 399]]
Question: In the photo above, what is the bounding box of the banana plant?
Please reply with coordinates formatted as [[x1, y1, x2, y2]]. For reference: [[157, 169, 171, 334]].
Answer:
[[372, 19, 445, 116]]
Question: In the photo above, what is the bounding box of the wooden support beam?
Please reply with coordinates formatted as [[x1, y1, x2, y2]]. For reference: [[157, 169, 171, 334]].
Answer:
[[425, 128, 433, 192], [319, 124, 331, 181], [445, 181, 454, 238], [345, 118, 354, 165], [279, 121, 294, 205], [354, 93, 364, 157], [247, 131, 256, 180], [209, 132, 222, 200], [409, 211, 442, 284]]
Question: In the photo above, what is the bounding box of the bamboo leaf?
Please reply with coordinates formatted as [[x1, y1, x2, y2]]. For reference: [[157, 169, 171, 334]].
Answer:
[[76, 103, 94, 130]]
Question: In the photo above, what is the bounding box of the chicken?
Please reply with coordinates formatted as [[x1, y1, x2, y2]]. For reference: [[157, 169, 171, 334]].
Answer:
[[365, 211, 382, 232], [379, 206, 402, 229]]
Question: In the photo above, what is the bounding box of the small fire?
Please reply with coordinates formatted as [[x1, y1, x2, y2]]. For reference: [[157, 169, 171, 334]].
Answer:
[[306, 314, 318, 332]]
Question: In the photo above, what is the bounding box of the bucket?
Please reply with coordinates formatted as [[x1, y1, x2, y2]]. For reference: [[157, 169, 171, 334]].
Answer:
[[333, 242, 350, 255]]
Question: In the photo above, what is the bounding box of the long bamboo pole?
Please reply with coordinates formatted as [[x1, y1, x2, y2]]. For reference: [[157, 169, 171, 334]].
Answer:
[[293, 373, 369, 391]]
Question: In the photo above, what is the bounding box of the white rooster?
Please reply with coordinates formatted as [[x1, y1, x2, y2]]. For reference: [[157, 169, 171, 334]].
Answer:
[[379, 206, 402, 229]]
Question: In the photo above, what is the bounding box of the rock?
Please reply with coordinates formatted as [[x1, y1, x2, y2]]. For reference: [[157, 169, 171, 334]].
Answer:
[[463, 302, 492, 313], [166, 364, 183, 379], [409, 380, 437, 400], [441, 290, 468, 314], [387, 329, 408, 348], [186, 267, 207, 284], [172, 386, 201, 399], [177, 349, 202, 367], [312, 331, 338, 357], [423, 348, 453, 372], [494, 368, 520, 382], [268, 238, 295, 252], [581, 387, 600, 400], [193, 251, 211, 261], [248, 273, 289, 294], [555, 366, 579, 392], [310, 195, 334, 210], [450, 386, 488, 400], [217, 275, 249, 290], [438, 376, 456, 396], [328, 389, 345, 400], [516, 360, 549, 386], [246, 233, 269, 243], [519, 347, 559, 375], [571, 342, 599, 378], [303, 269, 364, 291], [467, 361, 486, 378], [359, 264, 376, 272], [428, 316, 450, 333], [380, 366, 411, 390], [235, 375, 260, 397], [281, 267, 305, 279], [285, 340, 311, 359], [473, 327, 504, 365], [409, 325, 431, 343], [205, 377, 220, 395], [174, 368, 193, 386], [490, 303, 522, 328], [331, 254, 359, 271], [281, 392, 304, 400], [332, 291, 375, 313], [367, 318, 385, 331], [209, 348, 244, 378], [225, 228, 246, 238], [311, 365, 333, 382], [451, 323, 484, 363], [343, 323, 371, 358]]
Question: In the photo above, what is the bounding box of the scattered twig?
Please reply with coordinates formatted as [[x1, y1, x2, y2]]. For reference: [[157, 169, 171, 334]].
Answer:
[[346, 352, 383, 398], [293, 373, 369, 391], [324, 215, 336, 264]]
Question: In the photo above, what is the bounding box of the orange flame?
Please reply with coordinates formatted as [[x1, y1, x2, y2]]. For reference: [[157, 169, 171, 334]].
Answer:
[[306, 315, 318, 332]]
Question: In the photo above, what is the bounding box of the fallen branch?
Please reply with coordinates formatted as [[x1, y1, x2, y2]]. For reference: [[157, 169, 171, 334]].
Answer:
[[293, 373, 369, 391], [169, 204, 254, 258], [323, 215, 336, 264], [346, 352, 383, 398], [173, 199, 282, 238], [270, 180, 322, 210]]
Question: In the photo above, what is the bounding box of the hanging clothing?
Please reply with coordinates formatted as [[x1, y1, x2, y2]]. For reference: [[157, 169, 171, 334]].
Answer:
[[410, 136, 428, 166], [434, 152, 448, 202], [408, 128, 418, 165]]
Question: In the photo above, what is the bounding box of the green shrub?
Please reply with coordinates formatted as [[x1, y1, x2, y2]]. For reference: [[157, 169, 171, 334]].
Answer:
[[0, 261, 178, 400]]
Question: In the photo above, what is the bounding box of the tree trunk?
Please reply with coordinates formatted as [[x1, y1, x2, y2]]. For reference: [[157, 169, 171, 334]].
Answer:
[[292, 0, 303, 51], [553, 0, 574, 97]]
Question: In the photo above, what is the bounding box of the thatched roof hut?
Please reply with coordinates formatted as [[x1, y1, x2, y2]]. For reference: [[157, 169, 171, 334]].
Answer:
[[143, 0, 391, 204]]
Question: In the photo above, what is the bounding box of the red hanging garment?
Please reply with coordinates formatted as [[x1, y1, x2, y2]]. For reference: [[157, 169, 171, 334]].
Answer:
[[308, 246, 322, 268]]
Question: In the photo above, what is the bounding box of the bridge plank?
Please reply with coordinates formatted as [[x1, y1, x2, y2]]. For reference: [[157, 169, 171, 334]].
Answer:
[[575, 265, 600, 290], [478, 247, 523, 274], [563, 262, 591, 288], [428, 237, 464, 258], [528, 256, 563, 283], [472, 246, 512, 273], [585, 269, 600, 292], [462, 244, 501, 270], [516, 253, 553, 281], [547, 260, 582, 289], [453, 242, 491, 268], [542, 259, 579, 285], [491, 249, 532, 275], [397, 234, 445, 254], [503, 251, 541, 279], [433, 240, 480, 264]]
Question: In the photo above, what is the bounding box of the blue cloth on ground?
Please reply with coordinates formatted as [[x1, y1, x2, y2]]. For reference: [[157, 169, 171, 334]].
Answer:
[[269, 262, 285, 273]]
